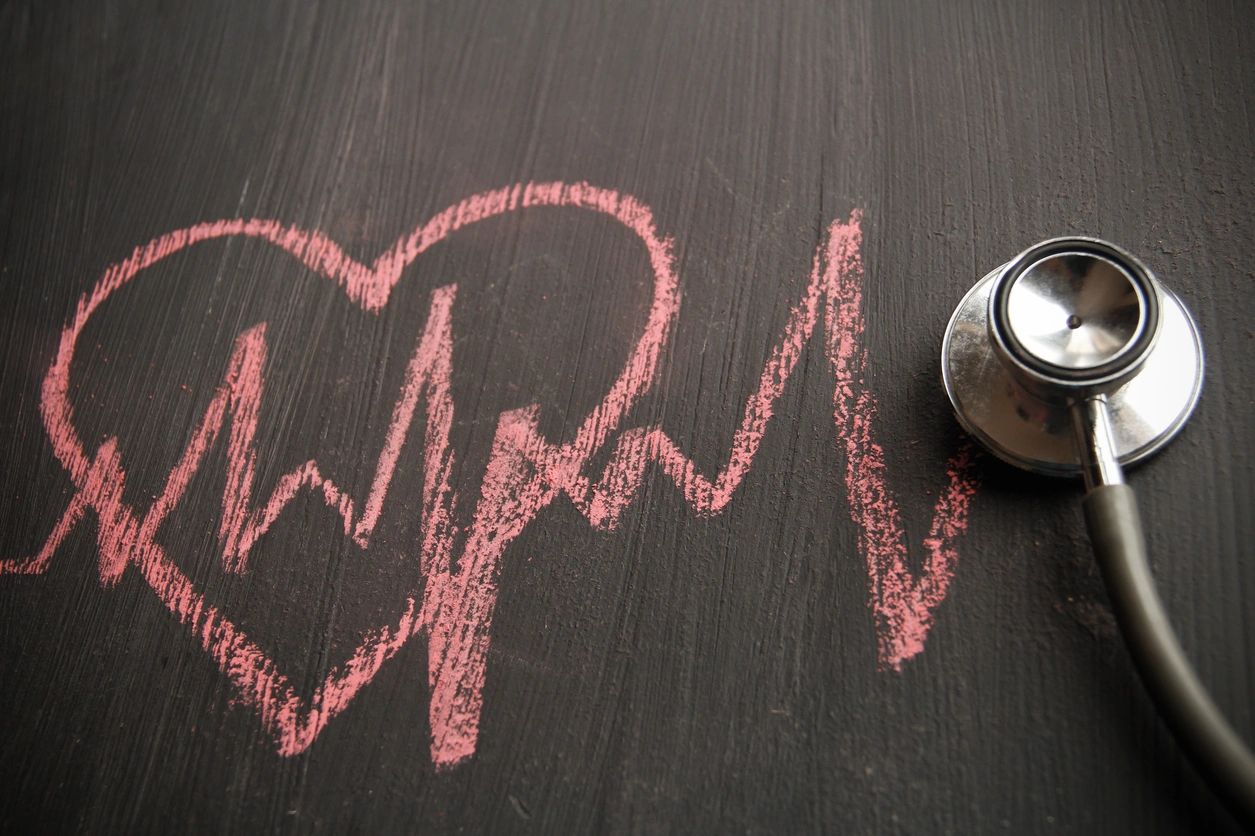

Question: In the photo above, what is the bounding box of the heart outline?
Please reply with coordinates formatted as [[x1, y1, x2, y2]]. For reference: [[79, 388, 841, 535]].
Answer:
[[9, 182, 681, 765]]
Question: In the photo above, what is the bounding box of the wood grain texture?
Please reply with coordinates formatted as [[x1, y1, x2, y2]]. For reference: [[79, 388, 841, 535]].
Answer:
[[0, 0, 1251, 832]]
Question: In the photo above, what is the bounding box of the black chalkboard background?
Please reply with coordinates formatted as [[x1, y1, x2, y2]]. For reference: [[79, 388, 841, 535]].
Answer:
[[1, 1, 1252, 833]]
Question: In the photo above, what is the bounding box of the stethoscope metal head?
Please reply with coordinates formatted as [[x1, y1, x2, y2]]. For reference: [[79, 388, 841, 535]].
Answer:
[[941, 236, 1204, 477]]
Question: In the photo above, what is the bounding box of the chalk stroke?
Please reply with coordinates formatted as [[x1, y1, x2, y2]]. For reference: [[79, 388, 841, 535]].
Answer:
[[2, 182, 978, 766]]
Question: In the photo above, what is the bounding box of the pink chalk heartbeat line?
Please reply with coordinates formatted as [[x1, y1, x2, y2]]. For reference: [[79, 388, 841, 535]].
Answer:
[[2, 181, 978, 767]]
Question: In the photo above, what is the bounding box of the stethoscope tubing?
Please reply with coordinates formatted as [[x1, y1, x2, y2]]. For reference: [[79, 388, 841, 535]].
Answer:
[[946, 239, 1255, 828], [1084, 484, 1255, 827]]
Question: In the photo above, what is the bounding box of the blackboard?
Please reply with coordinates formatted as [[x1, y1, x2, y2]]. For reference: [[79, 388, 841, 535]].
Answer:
[[1, 1, 1251, 832]]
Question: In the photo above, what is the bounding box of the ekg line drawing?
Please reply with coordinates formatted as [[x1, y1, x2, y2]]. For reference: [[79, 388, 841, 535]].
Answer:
[[2, 182, 978, 767]]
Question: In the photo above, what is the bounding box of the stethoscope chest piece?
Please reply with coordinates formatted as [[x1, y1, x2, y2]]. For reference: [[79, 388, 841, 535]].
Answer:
[[941, 238, 1255, 825], [941, 237, 1204, 476]]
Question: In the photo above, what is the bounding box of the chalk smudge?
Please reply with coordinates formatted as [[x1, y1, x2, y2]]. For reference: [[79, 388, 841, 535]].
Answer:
[[3, 183, 978, 766]]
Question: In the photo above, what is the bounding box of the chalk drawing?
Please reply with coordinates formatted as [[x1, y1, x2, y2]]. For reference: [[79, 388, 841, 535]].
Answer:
[[2, 182, 978, 766]]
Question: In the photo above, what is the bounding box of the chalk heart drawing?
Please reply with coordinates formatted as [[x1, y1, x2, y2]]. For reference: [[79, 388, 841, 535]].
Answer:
[[3, 181, 978, 768]]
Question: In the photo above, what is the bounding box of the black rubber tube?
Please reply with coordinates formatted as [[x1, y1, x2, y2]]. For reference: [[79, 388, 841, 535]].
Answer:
[[1084, 484, 1255, 827]]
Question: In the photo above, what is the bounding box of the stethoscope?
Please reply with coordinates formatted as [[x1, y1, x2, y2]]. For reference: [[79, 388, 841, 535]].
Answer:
[[942, 237, 1255, 826]]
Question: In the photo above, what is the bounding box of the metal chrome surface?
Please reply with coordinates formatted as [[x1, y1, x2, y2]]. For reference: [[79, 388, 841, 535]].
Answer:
[[987, 238, 1164, 396], [1006, 252, 1147, 371], [942, 262, 1204, 477], [1072, 396, 1125, 490]]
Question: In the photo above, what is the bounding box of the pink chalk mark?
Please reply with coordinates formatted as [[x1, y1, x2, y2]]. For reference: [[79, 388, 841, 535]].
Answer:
[[4, 183, 978, 768], [569, 212, 978, 667]]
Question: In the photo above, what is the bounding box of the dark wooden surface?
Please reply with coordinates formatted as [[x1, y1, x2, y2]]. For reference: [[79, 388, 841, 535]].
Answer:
[[1, 1, 1252, 832]]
